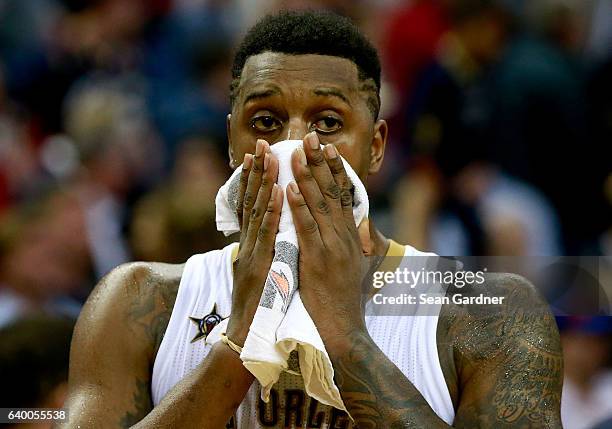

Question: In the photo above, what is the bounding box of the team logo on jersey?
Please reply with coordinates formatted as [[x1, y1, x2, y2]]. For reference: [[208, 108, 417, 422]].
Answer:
[[269, 269, 290, 301], [188, 303, 227, 343]]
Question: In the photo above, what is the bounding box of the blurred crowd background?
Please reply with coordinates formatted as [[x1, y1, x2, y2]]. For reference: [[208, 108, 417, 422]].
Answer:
[[0, 0, 610, 428]]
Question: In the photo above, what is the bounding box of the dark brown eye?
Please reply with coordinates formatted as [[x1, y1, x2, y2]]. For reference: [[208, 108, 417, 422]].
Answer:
[[251, 115, 281, 133], [313, 116, 342, 134]]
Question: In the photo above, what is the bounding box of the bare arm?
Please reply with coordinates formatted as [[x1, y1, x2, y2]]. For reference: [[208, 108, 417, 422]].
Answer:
[[60, 140, 282, 428], [58, 262, 255, 429], [288, 135, 563, 428], [132, 342, 254, 428], [451, 274, 563, 428], [329, 331, 450, 428], [327, 274, 563, 428]]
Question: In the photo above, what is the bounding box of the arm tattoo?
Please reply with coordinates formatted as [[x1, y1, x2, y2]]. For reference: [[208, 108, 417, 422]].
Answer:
[[120, 264, 180, 426], [125, 265, 179, 356], [120, 378, 151, 428], [451, 274, 564, 428], [333, 274, 562, 429], [333, 331, 449, 429]]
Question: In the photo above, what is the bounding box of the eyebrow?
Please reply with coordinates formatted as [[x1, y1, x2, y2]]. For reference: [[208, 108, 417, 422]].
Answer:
[[312, 87, 352, 107], [243, 87, 281, 106]]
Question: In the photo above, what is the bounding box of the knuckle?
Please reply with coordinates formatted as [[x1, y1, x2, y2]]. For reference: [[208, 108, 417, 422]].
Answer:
[[324, 183, 341, 200], [303, 221, 319, 234], [294, 196, 308, 208], [310, 150, 326, 165], [340, 188, 353, 206], [251, 156, 263, 172], [315, 199, 331, 215], [243, 191, 254, 208], [329, 157, 345, 174], [257, 226, 269, 240], [296, 167, 314, 182], [250, 206, 261, 221]]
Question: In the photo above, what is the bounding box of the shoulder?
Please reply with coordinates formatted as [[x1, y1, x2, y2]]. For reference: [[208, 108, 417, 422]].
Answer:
[[439, 273, 563, 427], [74, 261, 184, 362], [442, 272, 561, 364], [88, 261, 184, 317]]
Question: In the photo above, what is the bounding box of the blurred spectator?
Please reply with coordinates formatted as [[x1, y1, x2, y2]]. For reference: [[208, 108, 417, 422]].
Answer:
[[403, 0, 509, 174], [585, 0, 612, 63], [394, 0, 513, 255], [0, 316, 75, 428], [0, 192, 90, 327], [381, 0, 449, 140], [0, 63, 46, 213], [559, 317, 612, 429], [62, 77, 163, 278], [130, 136, 232, 263], [492, 0, 594, 252], [2, 0, 155, 137], [145, 1, 234, 158], [583, 56, 612, 255], [464, 165, 561, 256], [392, 164, 562, 256]]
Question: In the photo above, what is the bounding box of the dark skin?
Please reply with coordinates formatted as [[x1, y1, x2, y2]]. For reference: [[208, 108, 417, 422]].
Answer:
[[59, 52, 563, 428]]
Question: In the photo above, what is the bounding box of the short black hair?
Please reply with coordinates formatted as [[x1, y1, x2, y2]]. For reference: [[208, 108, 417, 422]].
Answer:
[[230, 10, 381, 119]]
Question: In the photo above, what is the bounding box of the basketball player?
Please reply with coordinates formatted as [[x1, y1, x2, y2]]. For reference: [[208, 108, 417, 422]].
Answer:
[[60, 11, 563, 429]]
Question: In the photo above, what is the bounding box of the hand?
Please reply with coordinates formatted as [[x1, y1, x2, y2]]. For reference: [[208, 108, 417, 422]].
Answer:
[[286, 132, 370, 352], [226, 139, 283, 346]]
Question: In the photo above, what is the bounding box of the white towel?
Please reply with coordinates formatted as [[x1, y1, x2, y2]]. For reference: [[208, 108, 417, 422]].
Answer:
[[214, 139, 369, 412]]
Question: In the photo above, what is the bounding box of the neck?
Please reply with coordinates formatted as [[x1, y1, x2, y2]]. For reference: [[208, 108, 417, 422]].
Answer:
[[369, 219, 390, 256]]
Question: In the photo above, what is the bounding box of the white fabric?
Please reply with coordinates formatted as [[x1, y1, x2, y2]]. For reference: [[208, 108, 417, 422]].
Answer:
[[214, 139, 368, 411], [150, 242, 456, 427]]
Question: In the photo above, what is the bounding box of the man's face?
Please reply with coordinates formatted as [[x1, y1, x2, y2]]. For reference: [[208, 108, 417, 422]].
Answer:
[[228, 52, 387, 182]]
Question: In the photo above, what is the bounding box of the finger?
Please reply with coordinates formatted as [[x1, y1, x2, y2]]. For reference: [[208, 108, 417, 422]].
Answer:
[[358, 218, 373, 256], [236, 153, 253, 229], [323, 144, 355, 227], [291, 146, 335, 237], [240, 139, 269, 244], [286, 181, 325, 249], [302, 133, 343, 222], [244, 154, 279, 251], [252, 183, 283, 259]]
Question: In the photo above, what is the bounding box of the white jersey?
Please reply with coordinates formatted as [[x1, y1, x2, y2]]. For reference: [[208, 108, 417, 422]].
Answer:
[[151, 241, 455, 428]]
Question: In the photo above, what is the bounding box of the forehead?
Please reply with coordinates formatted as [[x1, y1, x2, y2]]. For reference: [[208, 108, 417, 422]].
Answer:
[[237, 52, 361, 96]]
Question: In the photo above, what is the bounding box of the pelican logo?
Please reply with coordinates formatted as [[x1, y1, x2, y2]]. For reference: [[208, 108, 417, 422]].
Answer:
[[189, 304, 227, 343], [269, 269, 290, 301], [260, 241, 298, 311]]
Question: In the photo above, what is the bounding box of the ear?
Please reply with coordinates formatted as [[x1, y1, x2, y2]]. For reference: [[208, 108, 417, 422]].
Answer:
[[226, 114, 236, 169], [368, 119, 388, 175]]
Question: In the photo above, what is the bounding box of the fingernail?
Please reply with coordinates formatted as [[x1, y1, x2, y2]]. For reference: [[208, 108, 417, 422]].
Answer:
[[308, 132, 319, 150], [296, 147, 307, 165], [243, 154, 253, 170], [263, 153, 270, 171], [289, 181, 300, 194], [255, 140, 264, 157], [323, 144, 338, 159], [271, 183, 278, 200]]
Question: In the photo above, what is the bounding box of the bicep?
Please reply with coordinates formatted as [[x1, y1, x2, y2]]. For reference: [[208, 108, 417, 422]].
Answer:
[[452, 277, 564, 428], [453, 337, 563, 428], [60, 264, 158, 428]]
